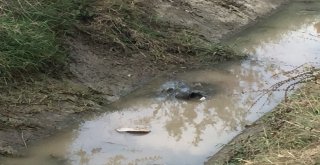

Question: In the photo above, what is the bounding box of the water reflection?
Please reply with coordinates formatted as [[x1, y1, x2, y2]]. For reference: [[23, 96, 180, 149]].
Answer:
[[62, 58, 283, 165], [314, 22, 320, 34], [65, 3, 320, 163], [2, 0, 320, 165], [229, 1, 320, 58]]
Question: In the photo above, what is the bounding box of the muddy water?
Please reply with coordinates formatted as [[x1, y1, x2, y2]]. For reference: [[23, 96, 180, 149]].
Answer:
[[3, 1, 320, 165]]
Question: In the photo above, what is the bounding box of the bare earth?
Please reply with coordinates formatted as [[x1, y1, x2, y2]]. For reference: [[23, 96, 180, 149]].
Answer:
[[0, 0, 288, 158]]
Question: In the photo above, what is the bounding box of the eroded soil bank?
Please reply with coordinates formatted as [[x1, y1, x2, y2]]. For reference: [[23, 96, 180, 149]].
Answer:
[[206, 0, 320, 164], [207, 84, 320, 165], [0, 0, 287, 158]]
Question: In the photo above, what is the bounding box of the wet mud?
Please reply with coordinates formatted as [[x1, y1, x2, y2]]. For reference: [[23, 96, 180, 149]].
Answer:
[[0, 0, 290, 163]]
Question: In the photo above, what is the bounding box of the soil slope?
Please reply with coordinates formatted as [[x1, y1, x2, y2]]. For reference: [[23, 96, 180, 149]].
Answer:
[[0, 0, 288, 157], [154, 0, 286, 40]]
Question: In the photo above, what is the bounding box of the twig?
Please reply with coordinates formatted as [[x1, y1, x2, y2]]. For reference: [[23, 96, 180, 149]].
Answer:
[[21, 131, 28, 149], [249, 65, 319, 110]]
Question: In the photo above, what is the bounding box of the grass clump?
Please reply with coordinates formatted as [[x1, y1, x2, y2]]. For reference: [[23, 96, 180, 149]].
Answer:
[[0, 0, 90, 79], [78, 0, 241, 63], [0, 0, 241, 79], [228, 83, 320, 165], [0, 16, 63, 77]]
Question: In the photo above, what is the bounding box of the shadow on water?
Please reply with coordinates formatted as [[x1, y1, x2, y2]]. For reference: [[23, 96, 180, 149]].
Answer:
[[2, 0, 320, 165]]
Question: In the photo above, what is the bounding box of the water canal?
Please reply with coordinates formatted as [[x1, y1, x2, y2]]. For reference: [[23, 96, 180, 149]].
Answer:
[[2, 0, 320, 164]]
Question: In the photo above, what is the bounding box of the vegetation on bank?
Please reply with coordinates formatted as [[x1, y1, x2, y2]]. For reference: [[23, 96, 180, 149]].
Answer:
[[0, 0, 240, 80], [227, 82, 320, 164], [0, 0, 79, 79], [77, 0, 240, 61]]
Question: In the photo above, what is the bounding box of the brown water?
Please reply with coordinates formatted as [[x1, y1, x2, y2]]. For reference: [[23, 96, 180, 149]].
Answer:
[[2, 1, 320, 165]]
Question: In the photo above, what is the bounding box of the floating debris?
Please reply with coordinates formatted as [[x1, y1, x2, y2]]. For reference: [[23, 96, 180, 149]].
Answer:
[[200, 97, 206, 101], [159, 81, 213, 101], [116, 127, 151, 134], [175, 91, 206, 100]]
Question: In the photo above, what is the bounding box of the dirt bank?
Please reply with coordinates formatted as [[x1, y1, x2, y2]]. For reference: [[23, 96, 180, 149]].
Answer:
[[0, 0, 288, 157], [153, 0, 288, 41], [206, 83, 320, 165], [67, 0, 289, 97]]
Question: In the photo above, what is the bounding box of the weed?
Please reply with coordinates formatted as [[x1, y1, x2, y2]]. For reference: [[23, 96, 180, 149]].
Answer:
[[228, 83, 320, 164], [0, 16, 63, 78], [0, 0, 90, 79], [0, 0, 242, 80], [78, 0, 241, 63]]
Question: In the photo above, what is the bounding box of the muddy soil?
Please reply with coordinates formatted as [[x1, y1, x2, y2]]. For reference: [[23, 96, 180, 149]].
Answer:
[[0, 78, 106, 156], [68, 0, 288, 99], [153, 0, 287, 41], [0, 0, 287, 158]]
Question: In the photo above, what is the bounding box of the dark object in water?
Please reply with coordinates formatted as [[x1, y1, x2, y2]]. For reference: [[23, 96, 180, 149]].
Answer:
[[160, 81, 209, 101], [166, 87, 174, 93], [175, 91, 205, 100], [189, 92, 204, 99]]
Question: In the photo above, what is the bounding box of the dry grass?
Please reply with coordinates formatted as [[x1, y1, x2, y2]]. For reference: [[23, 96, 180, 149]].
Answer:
[[0, 0, 242, 81], [76, 0, 242, 63], [229, 82, 320, 165], [0, 75, 106, 129]]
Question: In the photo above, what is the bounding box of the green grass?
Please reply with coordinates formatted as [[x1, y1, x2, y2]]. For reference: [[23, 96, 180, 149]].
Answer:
[[0, 0, 242, 79], [0, 0, 90, 79], [0, 17, 63, 77]]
